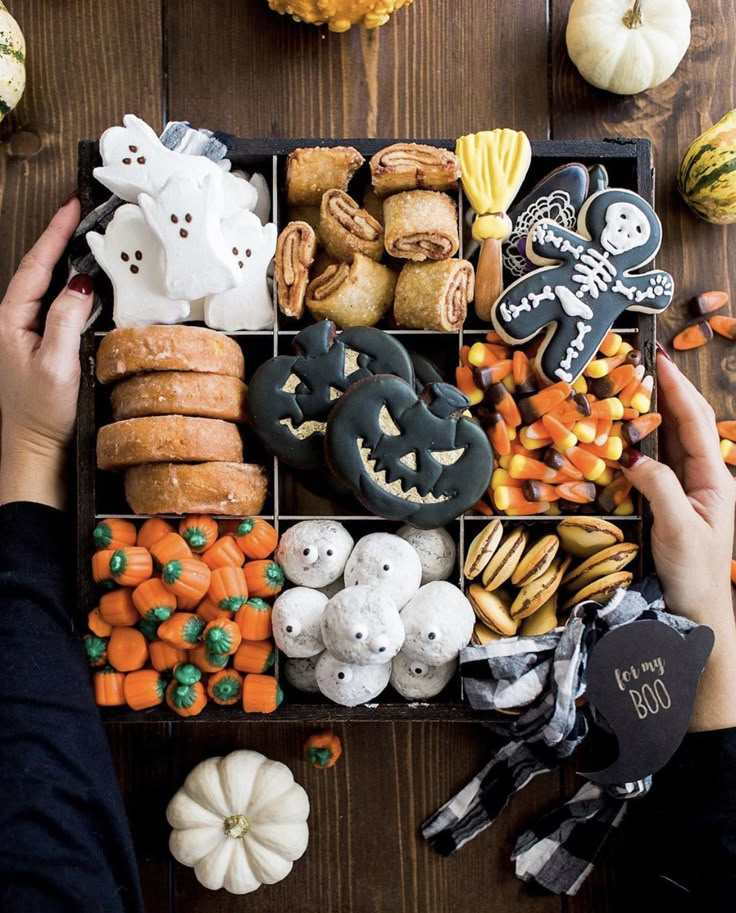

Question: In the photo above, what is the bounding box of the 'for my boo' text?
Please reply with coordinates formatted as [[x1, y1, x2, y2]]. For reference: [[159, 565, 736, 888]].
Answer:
[[614, 656, 671, 720]]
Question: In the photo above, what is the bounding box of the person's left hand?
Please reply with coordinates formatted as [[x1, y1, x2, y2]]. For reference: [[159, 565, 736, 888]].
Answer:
[[0, 197, 94, 509]]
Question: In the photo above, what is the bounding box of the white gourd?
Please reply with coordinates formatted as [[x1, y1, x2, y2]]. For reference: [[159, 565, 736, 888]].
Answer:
[[566, 0, 691, 96], [0, 2, 25, 120], [166, 750, 310, 894]]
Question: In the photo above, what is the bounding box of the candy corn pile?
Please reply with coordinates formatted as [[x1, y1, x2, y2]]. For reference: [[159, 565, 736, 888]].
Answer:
[[86, 515, 284, 717], [671, 290, 735, 350], [456, 330, 660, 516]]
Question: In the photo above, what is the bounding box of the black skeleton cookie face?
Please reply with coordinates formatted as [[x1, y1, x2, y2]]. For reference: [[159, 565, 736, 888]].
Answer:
[[247, 320, 414, 470], [491, 189, 674, 385], [325, 376, 493, 529]]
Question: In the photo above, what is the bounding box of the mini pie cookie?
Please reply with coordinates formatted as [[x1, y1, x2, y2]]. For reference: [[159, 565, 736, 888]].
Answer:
[[315, 652, 391, 707], [111, 372, 248, 423], [275, 520, 354, 588], [343, 532, 422, 610], [397, 525, 456, 585], [272, 587, 328, 658], [320, 584, 405, 665], [390, 650, 456, 700], [400, 581, 474, 665]]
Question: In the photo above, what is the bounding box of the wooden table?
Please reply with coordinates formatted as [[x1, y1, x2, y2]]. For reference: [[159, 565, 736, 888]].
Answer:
[[1, 2, 734, 910]]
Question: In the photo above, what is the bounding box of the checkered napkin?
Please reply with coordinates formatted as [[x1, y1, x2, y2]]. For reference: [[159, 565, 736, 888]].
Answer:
[[422, 578, 695, 895]]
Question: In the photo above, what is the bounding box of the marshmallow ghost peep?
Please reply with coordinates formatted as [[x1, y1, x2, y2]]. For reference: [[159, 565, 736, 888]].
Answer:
[[272, 587, 327, 658], [390, 651, 456, 700], [204, 210, 278, 331], [320, 585, 404, 665], [343, 532, 422, 609], [316, 652, 392, 707], [400, 581, 474, 665], [139, 172, 240, 301], [86, 204, 190, 328], [276, 520, 354, 588], [397, 525, 456, 585]]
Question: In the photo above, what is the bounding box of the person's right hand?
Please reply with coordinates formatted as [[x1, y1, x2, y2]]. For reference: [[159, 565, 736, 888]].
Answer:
[[623, 347, 736, 731]]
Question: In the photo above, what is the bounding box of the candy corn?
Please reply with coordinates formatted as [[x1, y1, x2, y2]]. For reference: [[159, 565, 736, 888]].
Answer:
[[672, 321, 714, 350], [709, 315, 736, 340]]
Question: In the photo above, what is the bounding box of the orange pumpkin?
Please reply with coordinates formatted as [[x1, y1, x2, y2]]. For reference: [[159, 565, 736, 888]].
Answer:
[[93, 668, 126, 706], [149, 640, 187, 672], [179, 515, 219, 553], [208, 566, 248, 612], [150, 532, 192, 571], [166, 664, 208, 717], [107, 626, 149, 672], [196, 597, 234, 624], [234, 518, 279, 559], [235, 597, 272, 641], [107, 547, 153, 587], [201, 536, 245, 570], [98, 588, 138, 627], [304, 730, 342, 768], [242, 673, 283, 714], [233, 639, 275, 674], [207, 669, 243, 706], [124, 669, 166, 710], [132, 577, 177, 622], [137, 517, 175, 551], [162, 558, 211, 606], [157, 612, 205, 649], [83, 634, 108, 668], [91, 549, 117, 589], [189, 642, 230, 673], [87, 607, 112, 638], [93, 518, 137, 551], [243, 560, 284, 598], [203, 618, 242, 657]]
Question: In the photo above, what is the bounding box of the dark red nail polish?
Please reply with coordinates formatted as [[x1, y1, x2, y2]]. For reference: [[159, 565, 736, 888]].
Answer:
[[59, 190, 79, 208], [656, 341, 674, 363], [67, 273, 93, 296], [621, 449, 645, 469]]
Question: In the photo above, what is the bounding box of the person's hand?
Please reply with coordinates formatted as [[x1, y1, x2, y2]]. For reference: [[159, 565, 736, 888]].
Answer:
[[622, 347, 736, 731], [0, 197, 94, 510]]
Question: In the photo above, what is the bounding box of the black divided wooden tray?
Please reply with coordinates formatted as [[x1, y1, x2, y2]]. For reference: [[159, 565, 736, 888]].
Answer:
[[75, 137, 657, 723]]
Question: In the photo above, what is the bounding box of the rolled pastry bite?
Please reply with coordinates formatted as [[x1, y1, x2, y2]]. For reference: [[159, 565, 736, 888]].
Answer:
[[362, 188, 385, 227], [383, 190, 459, 261], [275, 220, 317, 319], [306, 252, 398, 328], [286, 145, 365, 206], [394, 259, 474, 332], [319, 189, 384, 262], [370, 142, 461, 197]]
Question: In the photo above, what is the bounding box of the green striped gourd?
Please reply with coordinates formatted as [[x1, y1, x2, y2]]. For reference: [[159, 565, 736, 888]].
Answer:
[[678, 109, 736, 224], [0, 3, 25, 121]]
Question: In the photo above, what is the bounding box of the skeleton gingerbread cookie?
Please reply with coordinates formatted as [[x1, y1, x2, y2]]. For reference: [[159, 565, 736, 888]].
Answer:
[[491, 189, 674, 385], [86, 204, 190, 328]]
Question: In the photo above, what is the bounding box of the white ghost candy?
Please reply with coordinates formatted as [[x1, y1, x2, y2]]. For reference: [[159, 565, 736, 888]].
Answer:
[[231, 170, 272, 225], [272, 587, 327, 658], [221, 170, 260, 216], [276, 520, 354, 588], [86, 204, 190, 328], [321, 585, 404, 665], [94, 114, 224, 204], [283, 653, 322, 694], [400, 581, 474, 665], [139, 172, 240, 301], [343, 533, 422, 609], [203, 210, 277, 331], [397, 525, 457, 585], [316, 652, 392, 707], [390, 651, 457, 700]]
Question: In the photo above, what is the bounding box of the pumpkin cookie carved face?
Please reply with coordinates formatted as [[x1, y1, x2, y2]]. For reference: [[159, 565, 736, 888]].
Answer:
[[248, 320, 414, 470], [325, 376, 493, 528]]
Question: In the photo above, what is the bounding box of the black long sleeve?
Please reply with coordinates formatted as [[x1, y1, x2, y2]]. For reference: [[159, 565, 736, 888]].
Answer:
[[0, 502, 144, 913]]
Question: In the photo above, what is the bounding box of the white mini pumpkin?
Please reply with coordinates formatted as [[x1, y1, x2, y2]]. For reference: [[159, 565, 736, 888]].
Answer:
[[566, 0, 691, 96], [166, 750, 309, 894], [0, 3, 25, 120]]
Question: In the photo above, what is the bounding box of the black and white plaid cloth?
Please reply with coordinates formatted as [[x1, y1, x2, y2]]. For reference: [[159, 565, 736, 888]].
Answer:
[[422, 578, 696, 895]]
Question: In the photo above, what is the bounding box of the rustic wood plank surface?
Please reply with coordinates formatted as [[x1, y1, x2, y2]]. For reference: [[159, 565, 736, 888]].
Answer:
[[1, 1, 734, 912]]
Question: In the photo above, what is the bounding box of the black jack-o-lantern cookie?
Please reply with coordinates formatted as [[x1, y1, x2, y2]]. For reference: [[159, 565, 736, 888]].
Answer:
[[492, 188, 674, 385], [247, 320, 414, 470], [325, 375, 493, 529]]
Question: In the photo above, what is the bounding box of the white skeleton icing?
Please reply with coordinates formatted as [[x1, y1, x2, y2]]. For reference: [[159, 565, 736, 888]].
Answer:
[[600, 201, 651, 255], [571, 249, 617, 299], [612, 274, 674, 303], [554, 321, 592, 381], [532, 224, 584, 259], [499, 285, 555, 322]]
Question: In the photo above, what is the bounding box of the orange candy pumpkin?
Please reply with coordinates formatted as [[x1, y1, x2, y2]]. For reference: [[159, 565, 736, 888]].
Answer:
[[107, 546, 153, 587], [207, 669, 243, 706], [166, 663, 208, 717], [150, 533, 192, 571], [162, 558, 211, 606], [87, 607, 113, 638], [157, 612, 205, 650], [304, 730, 343, 768], [137, 517, 175, 551], [98, 588, 139, 627], [235, 597, 273, 641], [124, 669, 166, 710], [149, 640, 187, 672], [234, 518, 278, 559], [93, 668, 126, 706], [179, 515, 219, 553], [233, 639, 275, 674], [243, 560, 284, 598], [107, 626, 149, 672], [242, 673, 283, 714], [189, 642, 230, 674], [196, 597, 234, 624], [201, 536, 245, 570], [93, 518, 137, 551], [203, 618, 242, 657], [83, 634, 108, 668], [208, 566, 249, 612], [132, 577, 177, 622], [91, 549, 117, 589]]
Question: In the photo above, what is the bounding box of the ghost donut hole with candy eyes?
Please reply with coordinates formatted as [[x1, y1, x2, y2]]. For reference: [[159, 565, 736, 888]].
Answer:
[[272, 587, 328, 658], [400, 581, 475, 665], [397, 525, 456, 585], [275, 520, 354, 588], [343, 532, 422, 610], [320, 585, 405, 666], [390, 651, 457, 701], [315, 653, 393, 707]]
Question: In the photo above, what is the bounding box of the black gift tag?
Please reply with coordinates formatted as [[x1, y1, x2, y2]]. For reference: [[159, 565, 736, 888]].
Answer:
[[581, 620, 714, 785]]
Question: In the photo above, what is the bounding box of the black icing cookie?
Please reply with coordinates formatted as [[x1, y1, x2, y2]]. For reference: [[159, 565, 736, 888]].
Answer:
[[587, 163, 609, 197], [503, 163, 589, 283], [408, 351, 443, 393], [248, 320, 414, 470], [492, 188, 674, 385], [325, 375, 493, 529]]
